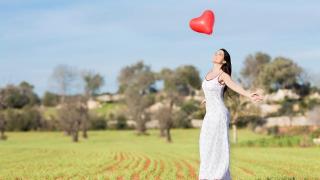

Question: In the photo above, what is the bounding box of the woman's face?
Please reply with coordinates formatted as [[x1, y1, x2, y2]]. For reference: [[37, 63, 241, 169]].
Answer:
[[213, 50, 225, 64]]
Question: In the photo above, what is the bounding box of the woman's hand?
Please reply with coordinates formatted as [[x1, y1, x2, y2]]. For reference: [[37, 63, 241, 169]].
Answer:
[[200, 99, 206, 106], [249, 89, 264, 103]]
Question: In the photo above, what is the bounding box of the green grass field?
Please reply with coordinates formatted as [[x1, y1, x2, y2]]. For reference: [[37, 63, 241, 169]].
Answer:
[[0, 128, 319, 179]]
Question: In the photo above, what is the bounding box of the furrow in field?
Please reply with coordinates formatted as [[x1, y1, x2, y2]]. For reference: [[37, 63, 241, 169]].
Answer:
[[237, 166, 255, 176], [181, 159, 197, 179], [145, 159, 158, 179], [154, 159, 165, 180], [174, 160, 184, 180], [95, 151, 129, 176], [130, 153, 151, 180]]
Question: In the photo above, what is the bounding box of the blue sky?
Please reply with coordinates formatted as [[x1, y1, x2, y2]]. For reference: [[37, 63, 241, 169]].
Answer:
[[1, 0, 320, 96]]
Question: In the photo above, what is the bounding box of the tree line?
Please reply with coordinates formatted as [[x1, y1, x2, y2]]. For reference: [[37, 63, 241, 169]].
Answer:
[[1, 51, 319, 143]]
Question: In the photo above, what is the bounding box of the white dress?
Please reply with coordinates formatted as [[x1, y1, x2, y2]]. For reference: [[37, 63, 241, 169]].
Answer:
[[199, 71, 232, 180]]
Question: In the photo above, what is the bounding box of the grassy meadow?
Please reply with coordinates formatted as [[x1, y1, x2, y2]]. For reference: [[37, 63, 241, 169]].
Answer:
[[1, 128, 320, 180]]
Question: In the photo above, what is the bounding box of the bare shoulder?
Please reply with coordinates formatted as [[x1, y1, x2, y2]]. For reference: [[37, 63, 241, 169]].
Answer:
[[219, 71, 231, 80]]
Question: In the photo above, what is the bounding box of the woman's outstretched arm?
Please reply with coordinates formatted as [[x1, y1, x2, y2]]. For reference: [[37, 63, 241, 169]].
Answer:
[[220, 72, 263, 101]]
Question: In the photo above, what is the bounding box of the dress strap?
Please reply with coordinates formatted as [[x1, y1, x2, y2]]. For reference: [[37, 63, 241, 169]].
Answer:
[[217, 70, 224, 82]]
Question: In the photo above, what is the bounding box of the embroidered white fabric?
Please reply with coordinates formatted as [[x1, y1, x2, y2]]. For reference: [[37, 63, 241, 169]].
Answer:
[[198, 72, 232, 180]]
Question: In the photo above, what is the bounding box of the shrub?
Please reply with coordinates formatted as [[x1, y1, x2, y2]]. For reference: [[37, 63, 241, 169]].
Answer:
[[239, 135, 308, 147], [285, 126, 310, 136], [299, 134, 313, 147], [42, 91, 60, 107], [115, 114, 127, 130], [5, 107, 42, 131], [246, 140, 254, 147], [0, 83, 40, 109], [267, 126, 279, 136], [181, 100, 199, 115], [236, 115, 265, 129], [173, 110, 192, 128], [311, 128, 320, 138], [107, 112, 129, 130], [89, 113, 107, 130], [192, 107, 206, 119]]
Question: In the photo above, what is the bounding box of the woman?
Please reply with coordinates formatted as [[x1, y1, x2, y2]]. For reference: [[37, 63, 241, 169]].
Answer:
[[198, 48, 263, 180]]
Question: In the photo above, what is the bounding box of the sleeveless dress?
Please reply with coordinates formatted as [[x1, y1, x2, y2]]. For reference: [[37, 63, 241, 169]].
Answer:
[[198, 70, 232, 180]]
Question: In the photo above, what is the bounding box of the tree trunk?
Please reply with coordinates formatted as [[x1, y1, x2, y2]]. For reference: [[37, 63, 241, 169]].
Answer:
[[72, 120, 80, 142], [232, 124, 237, 143], [82, 118, 88, 139], [81, 98, 89, 139], [166, 128, 172, 143], [83, 129, 88, 138], [136, 114, 147, 135], [0, 129, 5, 140], [231, 113, 238, 144], [159, 128, 166, 137], [72, 130, 79, 142], [136, 122, 146, 135], [165, 100, 174, 143]]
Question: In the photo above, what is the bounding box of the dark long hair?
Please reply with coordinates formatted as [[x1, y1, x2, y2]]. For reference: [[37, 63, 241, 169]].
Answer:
[[220, 48, 232, 98]]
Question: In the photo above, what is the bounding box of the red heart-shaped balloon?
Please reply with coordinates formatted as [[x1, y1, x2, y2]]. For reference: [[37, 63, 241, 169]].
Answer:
[[189, 10, 215, 35]]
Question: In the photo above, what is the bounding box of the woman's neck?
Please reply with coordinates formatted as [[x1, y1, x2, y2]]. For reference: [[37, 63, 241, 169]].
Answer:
[[211, 62, 222, 73]]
